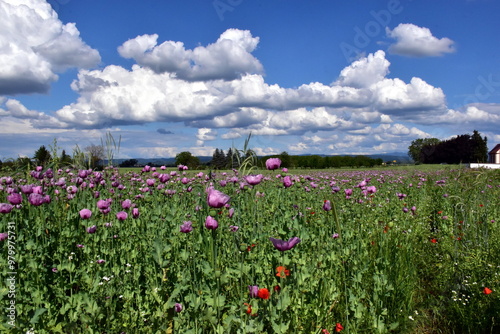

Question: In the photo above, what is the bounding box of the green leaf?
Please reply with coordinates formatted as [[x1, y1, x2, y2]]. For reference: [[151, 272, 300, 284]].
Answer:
[[30, 308, 47, 324], [271, 320, 290, 334]]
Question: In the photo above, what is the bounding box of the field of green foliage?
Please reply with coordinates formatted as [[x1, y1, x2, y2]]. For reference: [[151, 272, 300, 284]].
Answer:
[[1, 162, 499, 333]]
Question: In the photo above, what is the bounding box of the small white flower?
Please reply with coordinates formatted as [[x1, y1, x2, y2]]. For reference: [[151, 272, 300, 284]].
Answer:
[[409, 316, 414, 321]]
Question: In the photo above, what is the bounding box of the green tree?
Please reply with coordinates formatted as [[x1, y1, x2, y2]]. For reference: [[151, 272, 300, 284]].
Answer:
[[279, 151, 291, 168], [60, 150, 73, 166], [119, 159, 138, 167], [211, 148, 227, 169], [175, 151, 200, 169], [33, 145, 51, 168], [470, 130, 488, 162], [408, 138, 441, 164], [85, 144, 105, 169]]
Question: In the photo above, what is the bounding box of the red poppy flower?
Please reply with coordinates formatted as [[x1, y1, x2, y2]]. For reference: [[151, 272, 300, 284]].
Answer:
[[479, 204, 484, 207], [484, 287, 493, 295], [273, 285, 281, 292], [437, 211, 443, 214], [257, 288, 270, 300], [244, 303, 252, 314], [431, 238, 437, 243], [276, 266, 290, 278], [322, 329, 331, 334], [335, 323, 343, 332]]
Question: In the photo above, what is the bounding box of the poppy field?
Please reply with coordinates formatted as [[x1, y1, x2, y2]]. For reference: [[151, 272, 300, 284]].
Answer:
[[1, 162, 499, 333]]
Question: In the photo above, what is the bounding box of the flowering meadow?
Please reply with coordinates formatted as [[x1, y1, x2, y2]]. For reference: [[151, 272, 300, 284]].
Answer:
[[1, 163, 499, 333]]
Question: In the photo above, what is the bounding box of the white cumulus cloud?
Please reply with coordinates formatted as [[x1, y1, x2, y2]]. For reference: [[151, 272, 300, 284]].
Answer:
[[386, 23, 455, 57], [118, 29, 263, 81], [0, 0, 100, 95]]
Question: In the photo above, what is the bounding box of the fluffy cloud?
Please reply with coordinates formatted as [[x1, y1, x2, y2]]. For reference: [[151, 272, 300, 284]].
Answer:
[[0, 0, 100, 95], [46, 47, 445, 132], [335, 50, 390, 88], [426, 104, 500, 131], [196, 128, 218, 146], [386, 23, 455, 57], [118, 29, 263, 81]]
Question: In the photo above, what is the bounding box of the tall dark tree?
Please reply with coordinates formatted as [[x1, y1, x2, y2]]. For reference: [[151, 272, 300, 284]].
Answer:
[[211, 148, 226, 169], [279, 151, 291, 168], [226, 148, 239, 169], [408, 138, 441, 164], [470, 130, 488, 162], [60, 149, 73, 166], [33, 145, 52, 167]]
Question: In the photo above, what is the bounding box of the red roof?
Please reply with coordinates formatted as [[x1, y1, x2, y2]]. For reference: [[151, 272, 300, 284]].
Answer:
[[489, 144, 500, 155]]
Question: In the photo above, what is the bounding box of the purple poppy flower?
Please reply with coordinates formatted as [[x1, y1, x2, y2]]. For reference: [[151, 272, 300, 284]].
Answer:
[[344, 189, 353, 197], [205, 216, 218, 230], [43, 195, 51, 204], [269, 237, 301, 251], [244, 174, 263, 186], [7, 193, 22, 205], [20, 185, 33, 194], [97, 199, 110, 210], [403, 207, 409, 213], [76, 244, 85, 248], [323, 200, 332, 211], [132, 208, 140, 218], [228, 207, 235, 218], [366, 186, 377, 194], [265, 158, 281, 170], [332, 233, 339, 239], [0, 203, 13, 214], [86, 225, 97, 234], [121, 199, 132, 210], [80, 209, 92, 219], [248, 285, 259, 298], [174, 303, 183, 313], [28, 193, 45, 206], [0, 232, 8, 241], [180, 221, 193, 233], [283, 175, 293, 188], [116, 211, 128, 221], [96, 259, 106, 264], [206, 188, 230, 208], [229, 225, 239, 232], [52, 267, 58, 273]]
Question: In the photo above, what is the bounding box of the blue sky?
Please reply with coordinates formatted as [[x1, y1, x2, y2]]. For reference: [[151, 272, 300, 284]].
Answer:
[[1, 0, 499, 160]]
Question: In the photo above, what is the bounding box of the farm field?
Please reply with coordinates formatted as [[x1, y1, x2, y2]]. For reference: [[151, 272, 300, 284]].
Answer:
[[1, 163, 499, 333]]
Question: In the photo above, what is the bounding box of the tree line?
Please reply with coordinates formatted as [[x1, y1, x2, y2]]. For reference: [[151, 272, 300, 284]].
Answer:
[[408, 130, 488, 164], [207, 148, 384, 169], [1, 142, 106, 172]]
